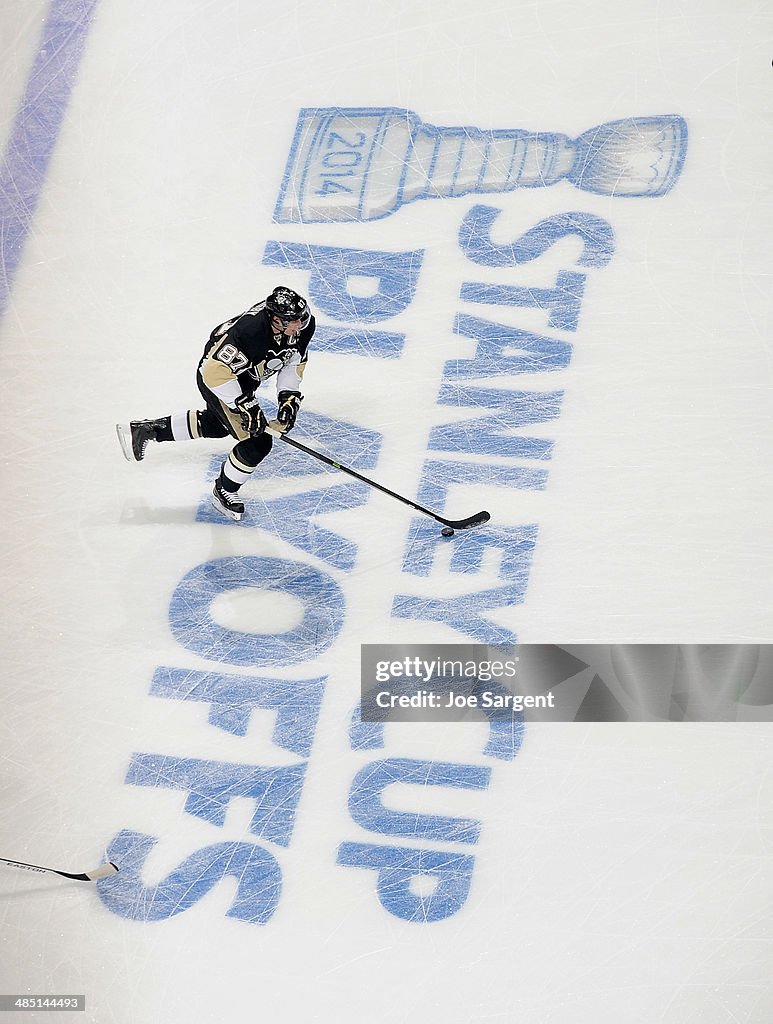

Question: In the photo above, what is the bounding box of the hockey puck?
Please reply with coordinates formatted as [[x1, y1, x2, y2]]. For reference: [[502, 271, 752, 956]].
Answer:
[[441, 527, 455, 537]]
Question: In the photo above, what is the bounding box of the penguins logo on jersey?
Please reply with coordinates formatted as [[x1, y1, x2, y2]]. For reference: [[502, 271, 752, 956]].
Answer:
[[254, 347, 297, 382]]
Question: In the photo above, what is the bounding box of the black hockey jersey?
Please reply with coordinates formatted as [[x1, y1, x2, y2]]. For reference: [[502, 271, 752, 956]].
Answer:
[[198, 300, 315, 410]]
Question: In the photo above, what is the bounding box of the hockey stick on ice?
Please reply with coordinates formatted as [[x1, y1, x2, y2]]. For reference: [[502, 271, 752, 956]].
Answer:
[[265, 423, 490, 534], [0, 855, 119, 882]]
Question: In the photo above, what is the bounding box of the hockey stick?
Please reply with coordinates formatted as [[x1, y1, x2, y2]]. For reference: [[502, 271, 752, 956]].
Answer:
[[265, 423, 490, 534], [0, 855, 119, 883]]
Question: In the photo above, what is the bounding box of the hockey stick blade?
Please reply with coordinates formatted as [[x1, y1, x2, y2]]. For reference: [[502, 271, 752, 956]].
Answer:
[[438, 510, 491, 531], [0, 856, 119, 883], [266, 424, 492, 532], [78, 862, 119, 882]]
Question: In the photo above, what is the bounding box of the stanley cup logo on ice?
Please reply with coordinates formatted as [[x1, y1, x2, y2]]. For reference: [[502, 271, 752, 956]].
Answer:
[[274, 107, 688, 223]]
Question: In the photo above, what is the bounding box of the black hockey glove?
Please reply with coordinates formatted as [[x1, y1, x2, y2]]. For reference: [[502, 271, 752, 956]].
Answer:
[[235, 393, 267, 436], [276, 390, 303, 432]]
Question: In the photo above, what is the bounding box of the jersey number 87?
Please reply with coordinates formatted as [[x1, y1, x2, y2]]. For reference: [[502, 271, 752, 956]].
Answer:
[[216, 342, 249, 373]]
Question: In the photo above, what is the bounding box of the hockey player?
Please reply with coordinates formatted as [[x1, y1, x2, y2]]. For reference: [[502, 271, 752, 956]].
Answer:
[[116, 285, 315, 521]]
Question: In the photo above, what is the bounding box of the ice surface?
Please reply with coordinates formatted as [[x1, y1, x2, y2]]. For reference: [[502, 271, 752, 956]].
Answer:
[[1, 1, 772, 1022]]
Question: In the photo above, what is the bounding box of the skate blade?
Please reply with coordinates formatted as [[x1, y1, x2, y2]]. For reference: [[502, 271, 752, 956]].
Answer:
[[115, 424, 135, 462], [211, 491, 243, 521]]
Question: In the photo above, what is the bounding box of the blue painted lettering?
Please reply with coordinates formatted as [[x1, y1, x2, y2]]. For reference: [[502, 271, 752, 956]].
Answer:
[[460, 271, 586, 332], [459, 206, 615, 268], [98, 830, 281, 925], [263, 240, 423, 321], [428, 386, 563, 461], [348, 757, 491, 845], [149, 667, 325, 756], [126, 754, 307, 846], [451, 314, 572, 377], [168, 557, 345, 667], [337, 842, 475, 923]]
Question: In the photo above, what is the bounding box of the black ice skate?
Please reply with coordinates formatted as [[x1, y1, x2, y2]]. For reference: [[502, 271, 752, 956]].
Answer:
[[211, 477, 245, 521], [116, 419, 165, 462]]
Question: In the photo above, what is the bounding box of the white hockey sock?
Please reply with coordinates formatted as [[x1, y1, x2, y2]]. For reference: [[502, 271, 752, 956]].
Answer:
[[170, 411, 201, 441], [222, 451, 255, 488]]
